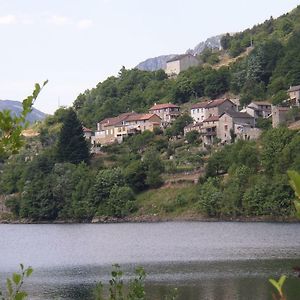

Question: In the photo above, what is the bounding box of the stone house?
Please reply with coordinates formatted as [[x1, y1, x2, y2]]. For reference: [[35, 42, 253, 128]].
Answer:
[[218, 111, 255, 143], [288, 85, 300, 106], [149, 103, 180, 125], [190, 98, 237, 123], [184, 122, 203, 136], [201, 116, 219, 145], [272, 106, 290, 128], [165, 54, 199, 76], [244, 101, 272, 119]]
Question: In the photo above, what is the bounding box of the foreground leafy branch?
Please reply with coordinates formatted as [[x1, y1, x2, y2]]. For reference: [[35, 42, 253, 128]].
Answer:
[[0, 80, 48, 157], [269, 170, 300, 299], [0, 264, 33, 300]]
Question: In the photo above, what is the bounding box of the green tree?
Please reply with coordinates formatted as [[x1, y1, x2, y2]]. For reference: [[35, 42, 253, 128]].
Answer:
[[107, 186, 136, 217], [198, 178, 222, 217], [56, 108, 90, 164]]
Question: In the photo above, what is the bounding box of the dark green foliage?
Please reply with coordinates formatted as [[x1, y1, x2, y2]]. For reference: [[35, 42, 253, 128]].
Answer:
[[56, 108, 90, 165], [261, 127, 295, 174], [221, 33, 231, 50], [89, 168, 126, 209], [107, 186, 136, 217], [124, 160, 147, 192], [143, 148, 164, 188], [198, 178, 222, 217], [166, 114, 193, 137], [185, 130, 200, 144]]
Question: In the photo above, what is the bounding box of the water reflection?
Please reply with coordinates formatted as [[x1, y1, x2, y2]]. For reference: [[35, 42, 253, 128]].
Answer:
[[23, 259, 300, 300], [0, 223, 300, 299]]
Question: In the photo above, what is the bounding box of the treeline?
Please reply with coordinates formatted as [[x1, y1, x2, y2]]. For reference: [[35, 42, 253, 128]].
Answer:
[[197, 127, 300, 217]]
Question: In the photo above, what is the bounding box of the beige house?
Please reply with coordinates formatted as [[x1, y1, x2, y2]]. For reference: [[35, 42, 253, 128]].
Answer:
[[149, 103, 180, 125], [190, 98, 237, 123], [244, 101, 272, 119], [82, 126, 93, 140], [165, 54, 199, 76], [218, 111, 255, 143], [288, 85, 300, 106]]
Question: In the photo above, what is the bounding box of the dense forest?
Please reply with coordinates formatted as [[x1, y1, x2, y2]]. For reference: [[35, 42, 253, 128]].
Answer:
[[1, 6, 300, 222]]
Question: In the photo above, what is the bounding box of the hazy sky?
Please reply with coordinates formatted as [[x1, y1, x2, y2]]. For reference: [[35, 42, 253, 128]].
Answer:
[[0, 0, 299, 114]]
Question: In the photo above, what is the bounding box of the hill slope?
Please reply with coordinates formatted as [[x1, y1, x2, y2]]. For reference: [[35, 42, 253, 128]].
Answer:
[[0, 100, 47, 123]]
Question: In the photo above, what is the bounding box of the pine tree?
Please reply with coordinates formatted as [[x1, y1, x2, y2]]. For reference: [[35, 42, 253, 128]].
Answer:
[[56, 108, 90, 164]]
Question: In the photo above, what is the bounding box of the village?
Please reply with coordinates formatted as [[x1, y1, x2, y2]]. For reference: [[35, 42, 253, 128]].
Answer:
[[83, 65, 300, 152]]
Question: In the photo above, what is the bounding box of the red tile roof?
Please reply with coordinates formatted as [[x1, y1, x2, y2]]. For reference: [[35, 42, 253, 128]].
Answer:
[[100, 112, 136, 127], [149, 103, 179, 110], [191, 99, 234, 110], [82, 126, 93, 132], [125, 113, 161, 122]]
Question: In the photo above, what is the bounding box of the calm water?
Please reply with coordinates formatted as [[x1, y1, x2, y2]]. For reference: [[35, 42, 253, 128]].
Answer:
[[0, 222, 299, 299]]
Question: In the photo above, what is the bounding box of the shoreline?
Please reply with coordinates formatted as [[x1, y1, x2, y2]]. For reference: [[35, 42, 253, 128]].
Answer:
[[0, 213, 299, 224]]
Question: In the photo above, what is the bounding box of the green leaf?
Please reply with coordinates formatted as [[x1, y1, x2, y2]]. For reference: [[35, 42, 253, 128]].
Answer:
[[269, 278, 282, 296], [26, 267, 33, 277], [278, 275, 286, 288], [6, 278, 13, 296], [12, 273, 21, 285], [15, 291, 28, 300]]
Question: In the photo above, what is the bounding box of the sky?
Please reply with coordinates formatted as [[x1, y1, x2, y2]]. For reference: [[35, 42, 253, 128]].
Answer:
[[0, 0, 299, 114]]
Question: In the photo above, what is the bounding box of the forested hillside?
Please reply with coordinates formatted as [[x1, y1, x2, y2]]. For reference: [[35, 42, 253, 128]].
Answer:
[[1, 6, 300, 223], [75, 5, 300, 128]]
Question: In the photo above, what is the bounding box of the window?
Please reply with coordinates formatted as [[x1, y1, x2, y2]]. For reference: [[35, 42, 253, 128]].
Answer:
[[224, 125, 228, 131]]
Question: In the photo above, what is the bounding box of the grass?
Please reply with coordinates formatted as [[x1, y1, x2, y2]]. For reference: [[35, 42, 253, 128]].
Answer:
[[135, 184, 200, 219]]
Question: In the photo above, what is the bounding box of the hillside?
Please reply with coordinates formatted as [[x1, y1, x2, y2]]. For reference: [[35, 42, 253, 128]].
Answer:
[[136, 35, 223, 71], [0, 100, 47, 123], [74, 5, 300, 128]]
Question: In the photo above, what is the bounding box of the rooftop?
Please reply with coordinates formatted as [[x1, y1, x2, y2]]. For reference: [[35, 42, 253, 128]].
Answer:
[[100, 112, 137, 127], [203, 115, 219, 122], [149, 103, 180, 110], [125, 113, 161, 122], [166, 54, 197, 63], [82, 126, 93, 132], [251, 101, 272, 106], [191, 98, 233, 110], [221, 111, 253, 119]]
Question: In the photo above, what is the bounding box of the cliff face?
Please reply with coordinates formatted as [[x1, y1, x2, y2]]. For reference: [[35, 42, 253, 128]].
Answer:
[[136, 54, 178, 72], [0, 100, 47, 123], [136, 34, 223, 71]]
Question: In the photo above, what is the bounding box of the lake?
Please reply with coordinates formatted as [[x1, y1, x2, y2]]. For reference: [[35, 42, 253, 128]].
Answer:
[[0, 222, 299, 299]]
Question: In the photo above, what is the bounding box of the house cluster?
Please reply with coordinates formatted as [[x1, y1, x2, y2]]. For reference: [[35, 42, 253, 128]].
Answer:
[[87, 103, 180, 150], [83, 85, 300, 150], [185, 98, 260, 145]]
